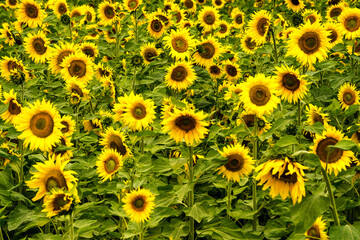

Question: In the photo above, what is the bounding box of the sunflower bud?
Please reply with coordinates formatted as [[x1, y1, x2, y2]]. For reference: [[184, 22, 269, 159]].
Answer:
[[131, 55, 142, 67], [123, 157, 135, 169], [286, 124, 298, 136], [10, 70, 25, 85], [61, 14, 71, 25], [291, 12, 303, 27]]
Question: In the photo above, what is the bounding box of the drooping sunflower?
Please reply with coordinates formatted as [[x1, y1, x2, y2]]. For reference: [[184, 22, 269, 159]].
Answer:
[[237, 111, 271, 136], [24, 31, 51, 64], [79, 42, 98, 59], [14, 99, 63, 152], [286, 21, 331, 68], [49, 42, 77, 75], [338, 82, 359, 110], [217, 144, 254, 182], [224, 83, 242, 101], [60, 115, 75, 137], [164, 28, 196, 61], [223, 60, 241, 82], [0, 23, 15, 47], [338, 8, 360, 40], [120, 92, 156, 131], [247, 10, 271, 45], [60, 52, 94, 83], [324, 22, 343, 48], [207, 64, 222, 79], [231, 8, 245, 29], [240, 73, 280, 117], [256, 157, 308, 204], [51, 0, 68, 18], [162, 108, 208, 145], [305, 216, 329, 240], [1, 89, 21, 124], [0, 56, 28, 81], [98, 2, 117, 26], [165, 61, 196, 91], [42, 188, 73, 218], [140, 43, 160, 65], [193, 37, 222, 67], [274, 65, 309, 103], [285, 0, 305, 12], [82, 5, 96, 23], [198, 6, 220, 32], [100, 127, 130, 157], [326, 4, 345, 21], [171, 4, 185, 25], [147, 15, 165, 39], [96, 148, 123, 181], [50, 135, 73, 160], [26, 155, 78, 201], [310, 126, 354, 176], [241, 33, 258, 54], [303, 9, 322, 24], [123, 188, 155, 223], [305, 104, 330, 127], [124, 0, 142, 12], [65, 77, 90, 101], [182, 0, 196, 13], [16, 0, 46, 28]]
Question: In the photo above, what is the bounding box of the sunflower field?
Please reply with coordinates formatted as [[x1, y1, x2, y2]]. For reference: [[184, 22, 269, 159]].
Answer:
[[1, 0, 360, 239]]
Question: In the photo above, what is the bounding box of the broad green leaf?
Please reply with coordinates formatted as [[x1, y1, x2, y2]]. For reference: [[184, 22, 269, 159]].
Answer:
[[329, 224, 360, 240], [264, 218, 287, 239], [28, 233, 62, 240], [303, 122, 324, 135], [7, 204, 33, 231], [274, 135, 299, 148], [184, 202, 212, 223], [330, 140, 360, 152]]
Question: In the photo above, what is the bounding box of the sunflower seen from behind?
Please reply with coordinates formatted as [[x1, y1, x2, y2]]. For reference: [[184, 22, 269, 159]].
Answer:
[[338, 82, 359, 110], [16, 0, 46, 28], [247, 10, 271, 45], [96, 148, 123, 181], [14, 99, 63, 152], [42, 188, 74, 218], [217, 144, 254, 182], [26, 155, 78, 201], [310, 126, 354, 176], [123, 188, 155, 223], [1, 89, 21, 124], [24, 31, 51, 64], [256, 157, 307, 204], [100, 127, 130, 157], [164, 28, 196, 61], [305, 216, 329, 240], [165, 61, 196, 91], [240, 73, 280, 117], [338, 7, 360, 40], [60, 52, 94, 83]]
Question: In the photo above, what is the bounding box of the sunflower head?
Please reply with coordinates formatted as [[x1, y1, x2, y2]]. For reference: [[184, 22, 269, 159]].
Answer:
[[123, 188, 155, 223], [338, 8, 360, 40], [305, 216, 329, 240], [338, 82, 359, 110], [42, 188, 74, 218], [247, 10, 271, 45], [96, 148, 124, 181], [165, 61, 196, 91], [100, 127, 130, 157]]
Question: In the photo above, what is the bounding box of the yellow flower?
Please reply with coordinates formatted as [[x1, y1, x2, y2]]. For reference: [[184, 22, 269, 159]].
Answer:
[[49, 42, 78, 75], [241, 33, 258, 54], [193, 36, 222, 67], [305, 216, 329, 240], [49, 135, 73, 160], [284, 0, 305, 12], [247, 10, 271, 45], [164, 28, 196, 61], [96, 148, 123, 181], [338, 7, 360, 40], [16, 0, 46, 28], [98, 2, 117, 26], [237, 111, 271, 136], [140, 43, 160, 65], [59, 115, 75, 137], [231, 8, 245, 29], [305, 104, 330, 127], [326, 3, 345, 21], [100, 127, 131, 157], [123, 188, 155, 223], [0, 23, 15, 46], [338, 82, 359, 109], [60, 52, 94, 83], [303, 9, 322, 24], [198, 6, 220, 32], [24, 31, 51, 64], [42, 189, 73, 218], [216, 20, 231, 38], [147, 15, 165, 39], [80, 42, 98, 59], [165, 61, 196, 91], [324, 22, 343, 49], [124, 0, 142, 12], [207, 64, 223, 79], [182, 0, 196, 13], [51, 0, 68, 18], [1, 89, 21, 124], [223, 60, 241, 82]]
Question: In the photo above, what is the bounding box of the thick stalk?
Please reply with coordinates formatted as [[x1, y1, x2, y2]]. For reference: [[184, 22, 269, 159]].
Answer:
[[252, 116, 258, 231], [226, 183, 232, 216], [188, 146, 194, 240], [270, 29, 278, 64], [297, 101, 301, 144], [132, 69, 137, 92], [321, 168, 340, 226], [69, 212, 74, 240], [19, 82, 25, 193], [139, 222, 144, 240], [68, 22, 72, 41], [134, 10, 138, 44], [0, 226, 3, 240], [351, 41, 355, 84], [141, 137, 144, 154], [75, 104, 80, 148]]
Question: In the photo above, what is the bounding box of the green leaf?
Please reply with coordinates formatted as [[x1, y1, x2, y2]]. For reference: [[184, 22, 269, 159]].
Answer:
[[184, 202, 212, 223], [329, 224, 360, 240], [175, 183, 194, 201], [264, 218, 287, 239], [303, 122, 324, 135], [274, 135, 299, 148], [330, 140, 360, 152], [28, 233, 62, 240], [7, 204, 33, 231]]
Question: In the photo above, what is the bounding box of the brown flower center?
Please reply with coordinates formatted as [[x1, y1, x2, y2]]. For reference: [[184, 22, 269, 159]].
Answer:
[[99, 68, 110, 77], [105, 158, 118, 173], [328, 29, 338, 43], [58, 3, 67, 14], [86, 11, 93, 22], [144, 49, 157, 62], [215, 0, 222, 5], [30, 112, 54, 138], [312, 113, 324, 124], [82, 47, 95, 58], [8, 99, 21, 115], [345, 16, 360, 32], [61, 121, 69, 134], [71, 85, 84, 97], [219, 24, 227, 33], [290, 0, 300, 5], [104, 6, 115, 19], [9, 0, 17, 6], [174, 11, 182, 23], [171, 66, 188, 82], [184, 0, 194, 9], [175, 115, 196, 132], [305, 15, 316, 24], [71, 11, 81, 18], [53, 194, 69, 210], [343, 91, 356, 105], [45, 171, 67, 191], [330, 7, 341, 18], [199, 42, 215, 59], [25, 3, 38, 18], [256, 18, 269, 36], [210, 65, 220, 75], [57, 50, 72, 66], [273, 166, 298, 183], [307, 226, 320, 240], [204, 11, 215, 25], [7, 60, 21, 71], [316, 137, 343, 163], [131, 103, 147, 120], [133, 197, 145, 210], [249, 85, 271, 106], [150, 19, 163, 32], [225, 65, 237, 77], [225, 154, 244, 172], [69, 60, 86, 78], [128, 0, 139, 10], [298, 31, 320, 54], [282, 73, 300, 91], [32, 38, 46, 55], [355, 41, 360, 53], [235, 14, 243, 24], [245, 37, 256, 50], [242, 114, 255, 128], [108, 135, 127, 156]]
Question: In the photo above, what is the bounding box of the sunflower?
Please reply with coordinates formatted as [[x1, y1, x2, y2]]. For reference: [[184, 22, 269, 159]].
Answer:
[[16, 0, 45, 28], [216, 20, 231, 38], [327, 4, 345, 21], [171, 4, 185, 25], [182, 20, 194, 29], [240, 73, 280, 117], [217, 144, 254, 182], [26, 155, 78, 201], [147, 15, 165, 39], [285, 0, 304, 12], [247, 10, 271, 45], [286, 21, 331, 68], [224, 83, 242, 101], [60, 52, 94, 83], [140, 43, 160, 65], [65, 77, 90, 101], [123, 188, 155, 223], [231, 8, 245, 29], [165, 61, 196, 91], [50, 135, 73, 160], [198, 6, 220, 32], [305, 104, 330, 127], [305, 216, 329, 240], [83, 118, 102, 135], [338, 82, 359, 110], [0, 56, 28, 81], [0, 23, 15, 47], [0, 143, 13, 167], [164, 28, 196, 61], [207, 64, 222, 79], [100, 127, 130, 157], [104, 26, 117, 43], [152, 9, 172, 29], [223, 60, 241, 82], [162, 108, 208, 145], [256, 157, 307, 204], [212, 0, 225, 8], [124, 0, 142, 12], [14, 20, 28, 34], [325, 22, 343, 48], [49, 42, 77, 75], [96, 148, 123, 181], [193, 37, 222, 67], [83, 5, 96, 23], [120, 92, 156, 131], [1, 89, 21, 124], [310, 126, 354, 176], [274, 65, 309, 103], [338, 8, 360, 40], [241, 33, 258, 54], [79, 42, 98, 59], [14, 99, 63, 152], [303, 9, 322, 24], [24, 31, 51, 64], [113, 94, 132, 121], [42, 189, 73, 218], [6, 0, 17, 8], [60, 115, 75, 137], [182, 0, 196, 13], [98, 2, 117, 26], [237, 111, 271, 136], [95, 63, 113, 80], [51, 0, 68, 18]]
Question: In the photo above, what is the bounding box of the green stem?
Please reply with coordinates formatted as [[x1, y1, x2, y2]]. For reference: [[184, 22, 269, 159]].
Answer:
[[69, 212, 74, 240], [252, 116, 258, 231], [188, 146, 194, 240], [134, 10, 138, 44], [75, 104, 80, 148], [270, 29, 278, 64], [68, 22, 72, 42], [273, 0, 276, 7], [141, 136, 144, 154], [226, 183, 232, 216], [297, 100, 301, 144], [139, 222, 144, 240], [19, 82, 25, 193], [0, 226, 4, 240], [351, 40, 355, 84], [321, 168, 340, 226], [45, 222, 50, 233], [132, 69, 137, 92]]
